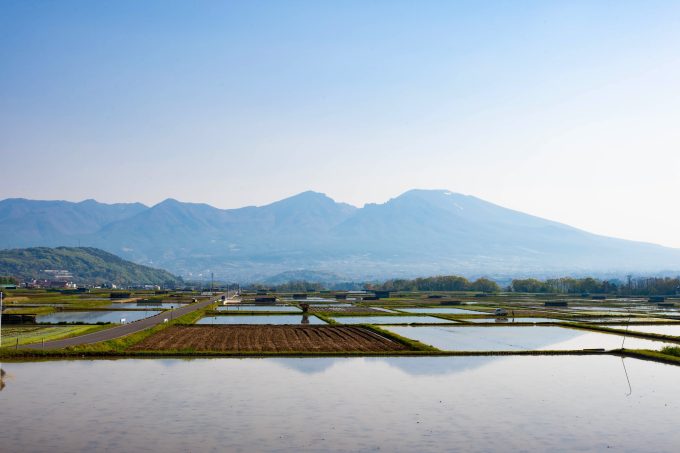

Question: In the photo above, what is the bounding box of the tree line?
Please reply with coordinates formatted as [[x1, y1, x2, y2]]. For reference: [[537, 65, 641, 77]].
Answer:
[[251, 274, 680, 296], [370, 276, 500, 293], [511, 276, 680, 296], [0, 276, 19, 285]]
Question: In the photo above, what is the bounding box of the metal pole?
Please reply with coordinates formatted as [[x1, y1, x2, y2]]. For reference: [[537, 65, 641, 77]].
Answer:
[[0, 291, 3, 348]]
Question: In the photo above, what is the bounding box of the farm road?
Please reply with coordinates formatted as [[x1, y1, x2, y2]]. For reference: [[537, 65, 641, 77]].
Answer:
[[20, 294, 223, 350]]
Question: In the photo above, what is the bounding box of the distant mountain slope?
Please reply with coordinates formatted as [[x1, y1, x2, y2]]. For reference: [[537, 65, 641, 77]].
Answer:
[[1, 190, 679, 280], [0, 198, 146, 248], [262, 270, 347, 285], [0, 247, 181, 286]]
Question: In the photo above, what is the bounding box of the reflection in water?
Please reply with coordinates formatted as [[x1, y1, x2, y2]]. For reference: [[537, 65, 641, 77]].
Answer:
[[0, 357, 679, 452], [621, 358, 633, 396], [386, 325, 675, 351], [269, 356, 502, 376], [0, 367, 5, 391]]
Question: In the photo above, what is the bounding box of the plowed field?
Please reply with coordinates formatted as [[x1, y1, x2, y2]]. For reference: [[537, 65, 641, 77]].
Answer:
[[128, 325, 411, 352]]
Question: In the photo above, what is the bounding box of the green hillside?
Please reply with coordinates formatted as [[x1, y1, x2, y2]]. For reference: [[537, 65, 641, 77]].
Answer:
[[0, 247, 182, 286]]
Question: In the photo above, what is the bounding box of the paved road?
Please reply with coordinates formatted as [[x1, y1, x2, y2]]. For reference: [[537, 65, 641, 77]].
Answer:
[[21, 293, 224, 350]]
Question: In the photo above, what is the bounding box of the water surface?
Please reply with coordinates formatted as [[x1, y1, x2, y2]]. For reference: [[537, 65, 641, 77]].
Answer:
[[606, 324, 680, 337], [37, 310, 160, 324], [385, 325, 674, 351], [463, 317, 563, 323], [106, 302, 185, 309], [0, 356, 678, 452], [397, 307, 488, 314], [216, 305, 302, 312], [333, 316, 456, 324], [282, 297, 336, 303], [196, 315, 326, 325]]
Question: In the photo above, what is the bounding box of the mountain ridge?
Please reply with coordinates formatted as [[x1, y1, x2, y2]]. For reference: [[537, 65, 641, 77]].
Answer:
[[1, 190, 679, 280]]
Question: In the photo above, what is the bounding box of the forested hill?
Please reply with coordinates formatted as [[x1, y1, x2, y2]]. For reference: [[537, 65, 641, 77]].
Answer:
[[0, 247, 182, 286]]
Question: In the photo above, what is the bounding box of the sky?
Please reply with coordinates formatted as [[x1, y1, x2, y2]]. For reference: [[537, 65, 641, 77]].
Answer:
[[2, 1, 680, 247]]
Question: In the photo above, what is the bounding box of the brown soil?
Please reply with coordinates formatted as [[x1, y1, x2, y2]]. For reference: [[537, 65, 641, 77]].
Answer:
[[128, 325, 411, 352]]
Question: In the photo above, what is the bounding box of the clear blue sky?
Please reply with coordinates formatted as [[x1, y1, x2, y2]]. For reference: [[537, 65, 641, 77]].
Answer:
[[2, 1, 680, 247]]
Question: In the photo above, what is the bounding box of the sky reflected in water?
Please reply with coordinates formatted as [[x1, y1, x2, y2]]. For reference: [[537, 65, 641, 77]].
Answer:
[[0, 356, 678, 452]]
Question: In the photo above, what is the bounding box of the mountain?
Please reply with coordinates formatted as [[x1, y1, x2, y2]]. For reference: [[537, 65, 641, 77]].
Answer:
[[0, 247, 182, 286], [1, 190, 679, 280], [262, 270, 348, 285], [0, 198, 146, 248]]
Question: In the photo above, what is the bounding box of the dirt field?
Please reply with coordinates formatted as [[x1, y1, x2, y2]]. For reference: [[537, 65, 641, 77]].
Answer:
[[128, 325, 411, 352]]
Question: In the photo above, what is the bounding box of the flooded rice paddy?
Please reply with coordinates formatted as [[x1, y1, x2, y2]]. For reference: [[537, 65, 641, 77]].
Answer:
[[396, 307, 488, 314], [572, 317, 672, 323], [0, 356, 678, 452], [567, 306, 633, 313], [106, 302, 186, 309], [196, 314, 326, 325], [462, 317, 565, 323], [310, 303, 352, 307], [332, 315, 456, 324], [216, 305, 302, 312], [282, 297, 336, 303], [384, 325, 675, 351], [606, 324, 680, 337], [36, 310, 161, 324]]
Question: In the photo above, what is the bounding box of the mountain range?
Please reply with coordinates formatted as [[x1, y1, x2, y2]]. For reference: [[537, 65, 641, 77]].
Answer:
[[2, 190, 680, 281]]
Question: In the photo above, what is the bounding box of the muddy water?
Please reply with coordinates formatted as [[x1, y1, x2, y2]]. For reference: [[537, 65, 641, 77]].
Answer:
[[0, 356, 678, 452]]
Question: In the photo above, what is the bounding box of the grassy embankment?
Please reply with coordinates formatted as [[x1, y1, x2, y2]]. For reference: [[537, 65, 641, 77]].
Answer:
[[619, 348, 680, 366], [0, 325, 111, 348]]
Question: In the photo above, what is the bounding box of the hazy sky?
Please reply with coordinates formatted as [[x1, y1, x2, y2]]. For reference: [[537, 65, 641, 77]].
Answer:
[[2, 1, 680, 247]]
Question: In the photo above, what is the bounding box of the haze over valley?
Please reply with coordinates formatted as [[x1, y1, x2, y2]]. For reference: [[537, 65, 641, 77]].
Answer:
[[3, 189, 679, 281]]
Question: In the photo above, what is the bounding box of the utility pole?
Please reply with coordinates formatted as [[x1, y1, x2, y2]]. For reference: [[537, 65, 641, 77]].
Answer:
[[211, 272, 214, 294]]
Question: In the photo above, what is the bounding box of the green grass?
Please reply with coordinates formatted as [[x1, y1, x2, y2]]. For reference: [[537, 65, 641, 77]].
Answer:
[[618, 348, 680, 366], [3, 306, 56, 315], [310, 313, 337, 325], [661, 346, 680, 357], [0, 325, 109, 347]]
